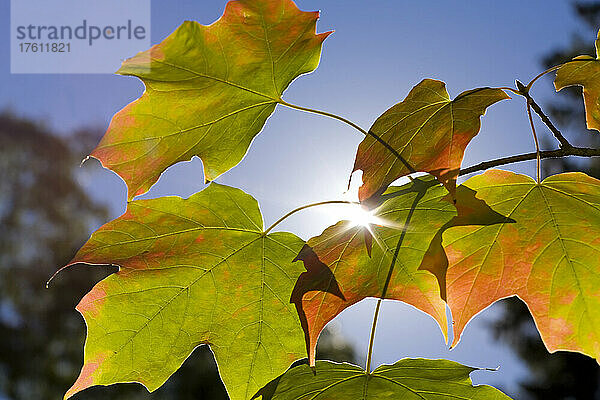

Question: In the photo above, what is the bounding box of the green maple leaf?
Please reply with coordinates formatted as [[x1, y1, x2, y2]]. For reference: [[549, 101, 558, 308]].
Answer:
[[92, 0, 331, 200], [555, 28, 600, 132], [63, 183, 306, 400], [292, 176, 456, 365], [437, 170, 600, 360], [254, 359, 512, 399], [353, 79, 508, 201]]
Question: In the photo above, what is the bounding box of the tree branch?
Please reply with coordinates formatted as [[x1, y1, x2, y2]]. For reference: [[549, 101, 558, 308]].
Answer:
[[459, 146, 600, 177]]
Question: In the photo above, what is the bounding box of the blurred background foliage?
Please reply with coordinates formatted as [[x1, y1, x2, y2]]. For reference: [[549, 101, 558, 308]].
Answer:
[[0, 113, 356, 399]]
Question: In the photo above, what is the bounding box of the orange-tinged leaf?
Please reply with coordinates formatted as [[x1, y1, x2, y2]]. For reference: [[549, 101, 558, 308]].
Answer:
[[555, 29, 600, 132], [92, 0, 331, 200], [353, 79, 509, 201], [63, 183, 306, 400], [418, 183, 515, 300], [440, 170, 600, 361], [292, 176, 456, 365]]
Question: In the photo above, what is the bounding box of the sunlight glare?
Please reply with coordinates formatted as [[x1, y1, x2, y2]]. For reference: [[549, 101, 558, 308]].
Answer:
[[327, 171, 409, 233], [346, 205, 377, 228]]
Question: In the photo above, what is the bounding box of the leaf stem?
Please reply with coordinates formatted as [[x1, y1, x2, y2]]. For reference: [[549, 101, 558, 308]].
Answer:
[[524, 59, 592, 91], [497, 86, 521, 95], [278, 100, 369, 136], [366, 298, 383, 373], [263, 200, 358, 235], [278, 100, 416, 173], [364, 190, 421, 372], [525, 64, 562, 91]]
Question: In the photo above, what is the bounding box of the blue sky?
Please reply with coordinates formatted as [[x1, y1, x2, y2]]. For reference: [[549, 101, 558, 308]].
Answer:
[[1, 0, 594, 395]]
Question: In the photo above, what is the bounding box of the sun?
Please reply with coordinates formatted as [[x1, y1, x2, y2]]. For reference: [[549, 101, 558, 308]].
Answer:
[[345, 205, 378, 228]]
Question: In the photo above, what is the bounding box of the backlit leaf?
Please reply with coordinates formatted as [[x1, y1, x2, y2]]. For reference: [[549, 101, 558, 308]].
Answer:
[[254, 359, 512, 400], [555, 28, 600, 132], [92, 0, 331, 200], [63, 183, 306, 400], [353, 79, 508, 201], [440, 170, 600, 360], [292, 176, 456, 365]]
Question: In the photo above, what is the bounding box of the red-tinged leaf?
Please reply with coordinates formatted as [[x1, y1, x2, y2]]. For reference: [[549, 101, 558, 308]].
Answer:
[[292, 176, 456, 365], [92, 0, 331, 200], [419, 183, 516, 300], [353, 79, 509, 201], [62, 183, 306, 400], [555, 28, 600, 132], [438, 170, 600, 361]]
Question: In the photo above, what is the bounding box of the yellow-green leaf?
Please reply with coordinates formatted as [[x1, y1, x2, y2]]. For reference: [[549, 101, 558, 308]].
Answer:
[[64, 183, 306, 400], [254, 359, 512, 400], [353, 79, 508, 201], [92, 0, 331, 200], [555, 28, 600, 132]]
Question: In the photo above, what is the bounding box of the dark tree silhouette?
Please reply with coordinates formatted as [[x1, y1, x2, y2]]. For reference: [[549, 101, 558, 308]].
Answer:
[[0, 113, 233, 399], [0, 112, 112, 399]]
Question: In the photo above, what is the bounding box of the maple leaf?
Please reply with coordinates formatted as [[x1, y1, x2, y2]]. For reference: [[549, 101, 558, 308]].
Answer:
[[555, 28, 600, 132], [63, 183, 306, 400], [91, 0, 331, 200], [437, 170, 600, 360], [418, 182, 516, 300], [253, 358, 513, 399], [353, 79, 509, 202], [292, 176, 456, 365]]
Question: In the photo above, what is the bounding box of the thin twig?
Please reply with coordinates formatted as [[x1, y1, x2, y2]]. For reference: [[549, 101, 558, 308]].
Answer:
[[526, 103, 541, 183], [515, 80, 542, 182], [515, 81, 573, 149], [459, 146, 600, 176], [529, 98, 573, 149]]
